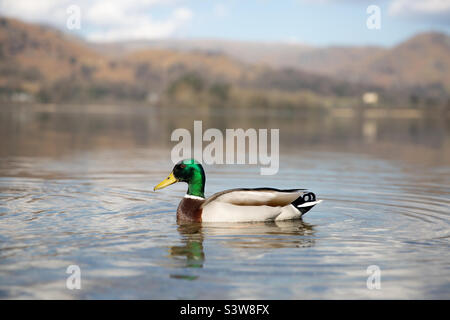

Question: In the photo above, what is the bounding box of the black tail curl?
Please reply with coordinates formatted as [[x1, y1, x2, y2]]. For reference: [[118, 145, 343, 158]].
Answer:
[[292, 192, 317, 215]]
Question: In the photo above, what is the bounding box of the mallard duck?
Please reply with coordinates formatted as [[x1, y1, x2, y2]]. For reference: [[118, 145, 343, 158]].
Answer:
[[154, 159, 322, 223]]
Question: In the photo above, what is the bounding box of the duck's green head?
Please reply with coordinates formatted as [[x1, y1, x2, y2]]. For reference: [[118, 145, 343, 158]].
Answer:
[[154, 159, 205, 198]]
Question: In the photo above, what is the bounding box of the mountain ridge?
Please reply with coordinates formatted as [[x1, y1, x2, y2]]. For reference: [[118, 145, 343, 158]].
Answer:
[[89, 31, 449, 91], [0, 16, 448, 104]]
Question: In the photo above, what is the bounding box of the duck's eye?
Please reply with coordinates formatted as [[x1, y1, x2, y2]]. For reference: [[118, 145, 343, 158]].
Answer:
[[180, 164, 186, 169]]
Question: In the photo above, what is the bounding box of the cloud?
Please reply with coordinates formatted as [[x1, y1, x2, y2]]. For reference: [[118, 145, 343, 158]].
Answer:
[[0, 0, 65, 23], [297, 0, 450, 24], [0, 0, 193, 41], [85, 5, 193, 41], [87, 8, 192, 41], [389, 0, 450, 21]]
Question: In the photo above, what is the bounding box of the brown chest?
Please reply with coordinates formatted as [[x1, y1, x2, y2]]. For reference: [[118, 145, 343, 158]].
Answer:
[[176, 197, 204, 223]]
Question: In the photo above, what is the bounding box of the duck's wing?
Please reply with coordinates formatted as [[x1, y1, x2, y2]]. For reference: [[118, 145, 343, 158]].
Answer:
[[201, 187, 307, 207], [200, 188, 313, 223]]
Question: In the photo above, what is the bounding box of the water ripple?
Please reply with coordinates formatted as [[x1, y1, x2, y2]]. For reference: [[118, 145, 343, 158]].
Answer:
[[0, 151, 449, 299]]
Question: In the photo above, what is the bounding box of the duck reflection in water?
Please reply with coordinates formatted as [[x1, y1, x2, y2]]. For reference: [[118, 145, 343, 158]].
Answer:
[[168, 220, 315, 280], [169, 223, 204, 280]]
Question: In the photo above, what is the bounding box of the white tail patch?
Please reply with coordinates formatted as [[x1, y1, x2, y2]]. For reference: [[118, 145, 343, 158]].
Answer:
[[296, 200, 322, 208]]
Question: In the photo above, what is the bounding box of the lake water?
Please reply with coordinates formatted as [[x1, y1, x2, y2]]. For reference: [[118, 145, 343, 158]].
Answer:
[[0, 104, 449, 299]]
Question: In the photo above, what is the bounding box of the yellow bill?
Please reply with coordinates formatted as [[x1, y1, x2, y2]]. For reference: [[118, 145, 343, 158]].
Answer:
[[154, 172, 178, 191]]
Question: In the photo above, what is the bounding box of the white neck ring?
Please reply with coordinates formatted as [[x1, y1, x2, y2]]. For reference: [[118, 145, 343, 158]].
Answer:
[[184, 194, 205, 200]]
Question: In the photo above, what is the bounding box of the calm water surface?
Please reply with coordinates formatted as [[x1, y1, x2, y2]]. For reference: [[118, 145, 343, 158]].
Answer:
[[0, 104, 449, 299]]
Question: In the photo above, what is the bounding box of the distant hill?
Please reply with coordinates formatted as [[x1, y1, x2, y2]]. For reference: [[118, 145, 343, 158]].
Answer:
[[0, 17, 134, 98], [344, 32, 450, 91], [0, 17, 248, 100], [0, 16, 370, 103], [89, 38, 315, 68], [0, 16, 448, 105], [93, 32, 450, 92]]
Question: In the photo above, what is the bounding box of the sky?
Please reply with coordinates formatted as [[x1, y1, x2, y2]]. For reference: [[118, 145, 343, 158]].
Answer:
[[0, 0, 449, 47]]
